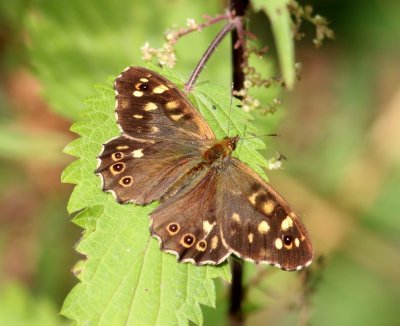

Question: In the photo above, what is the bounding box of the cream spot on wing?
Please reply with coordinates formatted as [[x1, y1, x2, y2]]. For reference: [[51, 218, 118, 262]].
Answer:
[[151, 126, 160, 133], [203, 221, 215, 235], [170, 114, 184, 121], [231, 212, 241, 223], [290, 212, 296, 218], [248, 233, 254, 243], [275, 238, 283, 250], [133, 114, 144, 119], [281, 216, 294, 231], [132, 149, 144, 158], [153, 85, 169, 94], [144, 102, 158, 111], [166, 100, 179, 109], [248, 192, 258, 205], [258, 221, 270, 234], [211, 236, 219, 249], [116, 145, 129, 150], [294, 238, 300, 247], [262, 200, 275, 215], [133, 90, 143, 97], [140, 78, 149, 82]]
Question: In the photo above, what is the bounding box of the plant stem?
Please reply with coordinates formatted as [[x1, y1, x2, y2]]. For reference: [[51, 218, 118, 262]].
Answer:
[[230, 2, 248, 100], [184, 21, 236, 92], [229, 0, 249, 325]]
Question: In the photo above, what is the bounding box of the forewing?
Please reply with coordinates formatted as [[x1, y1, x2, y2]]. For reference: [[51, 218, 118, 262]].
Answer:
[[218, 158, 313, 271], [96, 136, 204, 204], [115, 66, 214, 141], [150, 169, 231, 265]]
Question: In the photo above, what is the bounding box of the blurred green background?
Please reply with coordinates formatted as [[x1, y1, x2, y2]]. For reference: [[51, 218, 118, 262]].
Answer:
[[1, 0, 399, 325]]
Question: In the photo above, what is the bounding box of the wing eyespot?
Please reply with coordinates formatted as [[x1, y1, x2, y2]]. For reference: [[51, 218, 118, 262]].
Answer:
[[180, 234, 196, 248], [111, 152, 124, 161], [167, 223, 180, 235], [119, 176, 133, 187], [110, 163, 125, 175], [138, 83, 149, 91], [196, 240, 207, 251], [283, 235, 294, 249]]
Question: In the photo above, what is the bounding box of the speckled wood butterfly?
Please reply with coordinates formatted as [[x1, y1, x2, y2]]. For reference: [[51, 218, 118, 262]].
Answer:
[[96, 67, 313, 271]]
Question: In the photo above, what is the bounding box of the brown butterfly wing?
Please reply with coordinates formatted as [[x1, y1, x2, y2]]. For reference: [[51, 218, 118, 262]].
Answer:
[[115, 66, 214, 141], [218, 158, 313, 271], [150, 169, 231, 265], [97, 67, 215, 204], [96, 136, 207, 204]]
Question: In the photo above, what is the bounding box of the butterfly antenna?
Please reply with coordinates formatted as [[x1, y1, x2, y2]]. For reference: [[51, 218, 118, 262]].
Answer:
[[238, 130, 280, 158], [241, 132, 280, 140], [227, 82, 234, 136]]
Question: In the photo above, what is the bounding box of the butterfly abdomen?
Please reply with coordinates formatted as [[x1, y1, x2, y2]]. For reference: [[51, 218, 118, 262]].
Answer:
[[162, 161, 208, 200]]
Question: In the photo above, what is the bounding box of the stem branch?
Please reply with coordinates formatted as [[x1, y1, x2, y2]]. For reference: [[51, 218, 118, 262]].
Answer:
[[185, 21, 236, 92], [171, 13, 230, 42]]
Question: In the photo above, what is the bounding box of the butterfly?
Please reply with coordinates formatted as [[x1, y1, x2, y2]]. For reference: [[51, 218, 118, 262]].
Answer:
[[96, 67, 313, 271]]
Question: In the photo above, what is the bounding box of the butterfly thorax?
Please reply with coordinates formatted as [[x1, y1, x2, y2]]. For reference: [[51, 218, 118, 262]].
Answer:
[[202, 136, 239, 163]]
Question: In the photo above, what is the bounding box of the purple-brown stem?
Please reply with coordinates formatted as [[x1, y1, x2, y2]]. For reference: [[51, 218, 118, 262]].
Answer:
[[184, 20, 236, 93], [229, 1, 249, 325]]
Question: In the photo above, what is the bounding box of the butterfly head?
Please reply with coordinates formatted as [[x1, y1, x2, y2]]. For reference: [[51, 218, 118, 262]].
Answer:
[[224, 135, 240, 151]]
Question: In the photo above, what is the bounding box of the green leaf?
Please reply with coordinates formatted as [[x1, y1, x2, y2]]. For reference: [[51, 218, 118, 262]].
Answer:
[[253, 0, 295, 89], [61, 67, 270, 325]]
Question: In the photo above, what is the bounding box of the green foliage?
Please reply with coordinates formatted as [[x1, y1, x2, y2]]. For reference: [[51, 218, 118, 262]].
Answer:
[[253, 0, 295, 89], [0, 123, 67, 163], [61, 67, 269, 325], [26, 0, 223, 121], [0, 282, 66, 326]]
